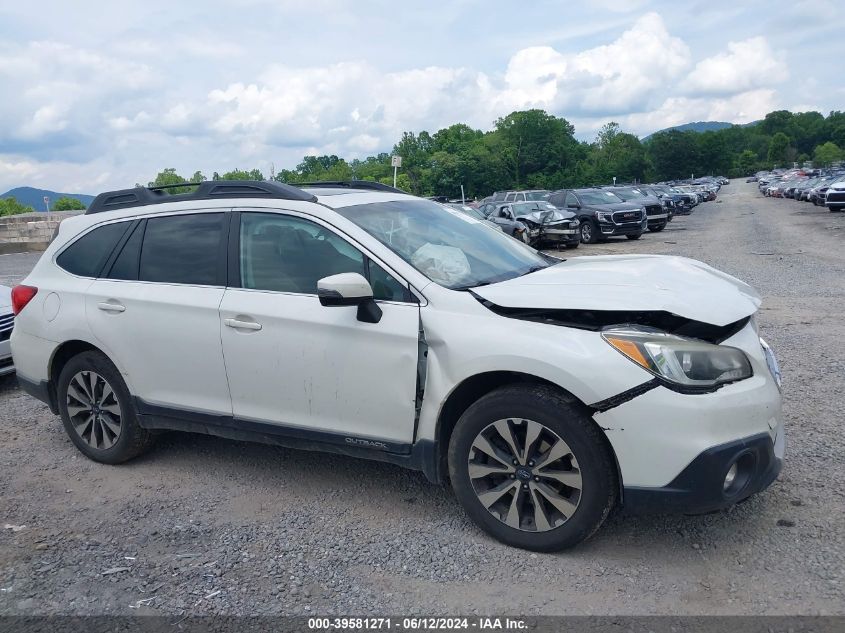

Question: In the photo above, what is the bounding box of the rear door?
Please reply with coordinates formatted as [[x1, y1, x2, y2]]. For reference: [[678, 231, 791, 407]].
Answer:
[[85, 211, 232, 415], [218, 209, 420, 446]]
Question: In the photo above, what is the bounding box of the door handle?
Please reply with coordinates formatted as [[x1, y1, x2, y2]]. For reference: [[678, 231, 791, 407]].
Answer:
[[97, 302, 126, 313], [224, 318, 262, 331]]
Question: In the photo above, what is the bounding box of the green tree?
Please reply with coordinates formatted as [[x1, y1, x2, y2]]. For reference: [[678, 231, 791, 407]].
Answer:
[[148, 168, 195, 193], [735, 149, 760, 176], [493, 109, 578, 188], [767, 132, 791, 167], [52, 196, 87, 211], [813, 141, 843, 166], [215, 168, 264, 181], [646, 130, 700, 181], [0, 197, 35, 217]]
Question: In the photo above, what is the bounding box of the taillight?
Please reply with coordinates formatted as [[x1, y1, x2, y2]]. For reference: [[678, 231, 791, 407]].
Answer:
[[11, 285, 38, 315]]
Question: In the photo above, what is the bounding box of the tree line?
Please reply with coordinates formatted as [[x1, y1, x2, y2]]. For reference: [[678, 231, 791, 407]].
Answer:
[[4, 108, 844, 218], [150, 108, 845, 200]]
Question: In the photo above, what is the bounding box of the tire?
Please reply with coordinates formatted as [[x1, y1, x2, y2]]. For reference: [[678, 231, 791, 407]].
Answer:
[[580, 220, 598, 244], [626, 233, 642, 240], [57, 350, 155, 464], [448, 384, 617, 551], [564, 241, 579, 249], [520, 230, 532, 245], [648, 222, 666, 232]]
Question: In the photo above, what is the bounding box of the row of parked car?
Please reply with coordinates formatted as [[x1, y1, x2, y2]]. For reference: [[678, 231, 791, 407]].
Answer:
[[752, 169, 845, 211], [446, 178, 725, 249]]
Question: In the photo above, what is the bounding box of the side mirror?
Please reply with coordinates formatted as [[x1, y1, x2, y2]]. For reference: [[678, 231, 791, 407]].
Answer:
[[317, 273, 382, 323]]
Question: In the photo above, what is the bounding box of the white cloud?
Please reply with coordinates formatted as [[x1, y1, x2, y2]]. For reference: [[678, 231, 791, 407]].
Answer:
[[686, 37, 787, 96], [616, 89, 780, 137], [498, 13, 691, 116]]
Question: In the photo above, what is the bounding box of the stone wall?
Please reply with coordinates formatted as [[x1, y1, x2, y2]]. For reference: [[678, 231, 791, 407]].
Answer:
[[0, 212, 81, 254]]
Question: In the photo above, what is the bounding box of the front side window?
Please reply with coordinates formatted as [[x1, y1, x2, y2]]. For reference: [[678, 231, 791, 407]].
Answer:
[[139, 213, 224, 285], [56, 221, 131, 278], [239, 212, 409, 301], [336, 199, 552, 290]]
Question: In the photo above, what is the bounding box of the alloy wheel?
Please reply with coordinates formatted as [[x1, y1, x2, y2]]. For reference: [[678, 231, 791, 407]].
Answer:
[[66, 371, 123, 450], [580, 223, 592, 242], [467, 418, 582, 532]]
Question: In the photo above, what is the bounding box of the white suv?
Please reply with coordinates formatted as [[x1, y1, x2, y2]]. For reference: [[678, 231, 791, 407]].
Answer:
[[10, 180, 785, 551]]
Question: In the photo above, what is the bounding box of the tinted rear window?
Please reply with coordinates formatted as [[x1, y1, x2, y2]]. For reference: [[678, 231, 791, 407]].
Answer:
[[106, 221, 144, 281], [139, 214, 224, 285], [56, 222, 131, 278]]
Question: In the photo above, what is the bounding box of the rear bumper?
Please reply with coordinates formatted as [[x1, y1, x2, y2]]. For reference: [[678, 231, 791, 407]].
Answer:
[[17, 374, 58, 413], [0, 339, 13, 376], [623, 430, 784, 514]]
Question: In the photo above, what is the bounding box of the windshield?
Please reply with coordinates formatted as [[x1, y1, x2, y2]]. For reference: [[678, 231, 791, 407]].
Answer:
[[578, 191, 624, 205], [336, 199, 552, 289], [612, 188, 647, 200], [450, 205, 486, 220], [524, 191, 549, 201]]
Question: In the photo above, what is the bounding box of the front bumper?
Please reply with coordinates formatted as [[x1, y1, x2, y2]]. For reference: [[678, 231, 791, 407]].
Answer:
[[623, 429, 784, 514], [598, 221, 645, 236]]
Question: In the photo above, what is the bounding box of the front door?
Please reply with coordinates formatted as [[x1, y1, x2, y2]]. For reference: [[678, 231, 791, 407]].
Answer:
[[219, 210, 420, 447]]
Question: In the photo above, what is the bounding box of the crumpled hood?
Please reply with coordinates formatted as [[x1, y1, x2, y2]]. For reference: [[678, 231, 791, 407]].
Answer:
[[515, 209, 576, 224], [0, 285, 11, 311], [473, 254, 761, 327]]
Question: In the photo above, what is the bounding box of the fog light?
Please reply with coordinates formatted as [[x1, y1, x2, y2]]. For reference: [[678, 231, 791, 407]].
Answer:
[[723, 463, 738, 491]]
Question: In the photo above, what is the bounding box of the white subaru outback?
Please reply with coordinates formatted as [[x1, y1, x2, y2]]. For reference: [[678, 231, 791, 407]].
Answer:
[[10, 180, 784, 551]]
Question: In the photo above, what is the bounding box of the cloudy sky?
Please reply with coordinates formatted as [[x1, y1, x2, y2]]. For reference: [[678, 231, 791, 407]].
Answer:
[[0, 0, 840, 194]]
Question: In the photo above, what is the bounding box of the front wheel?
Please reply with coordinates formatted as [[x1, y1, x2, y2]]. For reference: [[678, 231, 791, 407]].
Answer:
[[648, 222, 666, 232], [57, 351, 155, 464], [448, 385, 617, 551], [580, 221, 598, 244], [626, 233, 642, 240]]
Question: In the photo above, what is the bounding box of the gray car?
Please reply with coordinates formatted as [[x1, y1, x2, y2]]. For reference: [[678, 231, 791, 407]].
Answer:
[[0, 285, 13, 376], [486, 201, 580, 248]]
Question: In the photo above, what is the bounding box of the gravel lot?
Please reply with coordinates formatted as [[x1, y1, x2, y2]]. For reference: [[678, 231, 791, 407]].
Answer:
[[0, 182, 843, 616]]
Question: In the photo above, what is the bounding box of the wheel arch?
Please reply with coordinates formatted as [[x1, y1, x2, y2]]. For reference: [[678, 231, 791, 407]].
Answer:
[[48, 340, 129, 412], [430, 371, 621, 492]]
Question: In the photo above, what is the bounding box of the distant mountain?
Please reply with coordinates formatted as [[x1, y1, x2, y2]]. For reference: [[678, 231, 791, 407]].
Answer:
[[642, 121, 759, 141], [1, 186, 94, 210]]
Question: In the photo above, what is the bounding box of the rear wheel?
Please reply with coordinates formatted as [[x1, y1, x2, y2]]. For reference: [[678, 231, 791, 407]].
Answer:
[[57, 351, 155, 464], [448, 384, 617, 551]]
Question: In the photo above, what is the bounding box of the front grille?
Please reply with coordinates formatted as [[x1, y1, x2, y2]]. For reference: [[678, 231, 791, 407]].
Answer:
[[612, 210, 643, 224], [0, 313, 13, 342], [827, 191, 845, 203], [645, 204, 662, 216]]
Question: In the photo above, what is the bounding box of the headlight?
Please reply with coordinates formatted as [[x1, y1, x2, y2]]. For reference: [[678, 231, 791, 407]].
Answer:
[[602, 327, 753, 390], [596, 211, 613, 222]]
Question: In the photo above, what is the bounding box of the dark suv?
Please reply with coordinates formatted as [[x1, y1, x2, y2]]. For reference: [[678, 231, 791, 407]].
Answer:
[[605, 187, 668, 232], [549, 189, 646, 243]]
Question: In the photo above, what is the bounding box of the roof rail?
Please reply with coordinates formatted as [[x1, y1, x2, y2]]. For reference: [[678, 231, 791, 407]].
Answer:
[[85, 180, 317, 215], [298, 180, 406, 194]]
